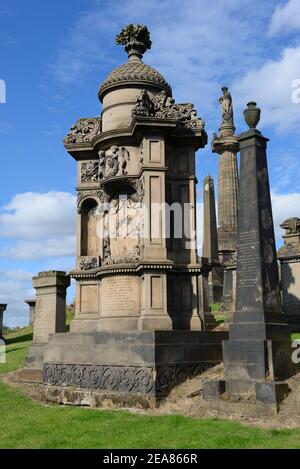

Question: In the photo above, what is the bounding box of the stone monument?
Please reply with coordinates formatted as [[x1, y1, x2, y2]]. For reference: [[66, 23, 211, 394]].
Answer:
[[0, 304, 7, 343], [212, 87, 239, 313], [25, 298, 36, 326], [202, 175, 222, 303], [278, 217, 300, 330], [203, 102, 297, 413], [21, 271, 70, 382], [25, 25, 228, 401]]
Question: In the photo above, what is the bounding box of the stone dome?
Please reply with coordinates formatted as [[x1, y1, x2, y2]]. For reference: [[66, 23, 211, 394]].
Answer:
[[99, 25, 173, 132], [98, 59, 172, 102]]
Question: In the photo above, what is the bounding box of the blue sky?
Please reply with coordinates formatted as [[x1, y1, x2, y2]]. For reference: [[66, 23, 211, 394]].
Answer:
[[0, 0, 300, 326]]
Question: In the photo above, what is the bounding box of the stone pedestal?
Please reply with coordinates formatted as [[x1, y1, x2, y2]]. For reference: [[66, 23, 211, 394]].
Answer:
[[21, 271, 70, 382], [0, 304, 7, 343], [203, 103, 296, 412], [220, 256, 237, 316], [43, 330, 228, 399], [278, 218, 300, 331], [24, 298, 36, 326]]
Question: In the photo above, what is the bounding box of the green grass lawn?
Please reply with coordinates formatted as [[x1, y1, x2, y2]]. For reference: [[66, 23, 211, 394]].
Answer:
[[1, 326, 300, 448]]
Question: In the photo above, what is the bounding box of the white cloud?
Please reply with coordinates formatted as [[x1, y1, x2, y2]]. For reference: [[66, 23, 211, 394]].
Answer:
[[0, 237, 76, 260], [232, 45, 300, 132], [0, 269, 34, 327], [269, 0, 300, 36], [50, 0, 273, 120], [0, 191, 76, 239], [0, 192, 76, 260]]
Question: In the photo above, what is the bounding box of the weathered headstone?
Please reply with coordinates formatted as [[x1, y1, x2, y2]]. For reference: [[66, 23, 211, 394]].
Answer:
[[203, 102, 295, 412], [20, 271, 70, 382], [24, 298, 36, 326], [0, 304, 7, 342], [278, 218, 300, 330], [202, 175, 222, 303]]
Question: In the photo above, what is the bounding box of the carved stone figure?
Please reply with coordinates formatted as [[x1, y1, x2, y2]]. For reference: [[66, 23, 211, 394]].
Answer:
[[132, 90, 153, 117], [280, 217, 300, 235], [98, 150, 106, 180], [132, 89, 206, 134], [117, 147, 130, 176], [218, 86, 233, 125]]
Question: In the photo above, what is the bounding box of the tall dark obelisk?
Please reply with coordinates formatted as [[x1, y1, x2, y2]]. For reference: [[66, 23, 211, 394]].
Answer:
[[202, 175, 222, 302], [203, 102, 296, 411]]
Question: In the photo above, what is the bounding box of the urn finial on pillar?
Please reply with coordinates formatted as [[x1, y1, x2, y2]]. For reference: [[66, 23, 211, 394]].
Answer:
[[116, 24, 152, 61], [243, 101, 261, 129]]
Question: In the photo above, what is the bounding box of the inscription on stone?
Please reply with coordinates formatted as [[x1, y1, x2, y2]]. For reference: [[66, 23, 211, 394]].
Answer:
[[101, 276, 140, 316], [237, 230, 260, 287]]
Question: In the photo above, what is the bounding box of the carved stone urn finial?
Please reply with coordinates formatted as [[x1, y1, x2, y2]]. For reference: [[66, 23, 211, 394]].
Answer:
[[243, 101, 261, 129], [116, 24, 152, 61]]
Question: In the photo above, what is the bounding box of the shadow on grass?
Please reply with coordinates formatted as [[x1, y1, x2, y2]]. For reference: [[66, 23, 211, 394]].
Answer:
[[6, 333, 33, 345]]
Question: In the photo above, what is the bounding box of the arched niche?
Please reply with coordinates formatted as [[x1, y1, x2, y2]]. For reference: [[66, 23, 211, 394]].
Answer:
[[80, 198, 99, 256]]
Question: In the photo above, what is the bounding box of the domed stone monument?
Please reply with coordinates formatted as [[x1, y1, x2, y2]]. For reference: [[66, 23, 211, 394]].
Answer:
[[25, 25, 227, 402]]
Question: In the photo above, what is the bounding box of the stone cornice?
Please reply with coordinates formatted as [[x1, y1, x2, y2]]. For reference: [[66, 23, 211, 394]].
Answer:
[[64, 116, 207, 160]]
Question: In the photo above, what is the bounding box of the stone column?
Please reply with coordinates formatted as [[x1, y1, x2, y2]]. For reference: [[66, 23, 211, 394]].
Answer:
[[24, 298, 36, 326], [203, 102, 295, 411], [0, 304, 7, 341], [21, 271, 70, 382], [212, 87, 239, 314], [278, 217, 300, 330], [32, 271, 70, 344], [202, 175, 222, 303]]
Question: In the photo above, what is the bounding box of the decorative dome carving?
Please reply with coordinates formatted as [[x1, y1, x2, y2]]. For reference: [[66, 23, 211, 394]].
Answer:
[[98, 24, 172, 101]]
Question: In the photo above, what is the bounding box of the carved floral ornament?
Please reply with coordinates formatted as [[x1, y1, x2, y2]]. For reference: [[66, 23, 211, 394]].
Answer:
[[64, 118, 102, 145], [132, 89, 206, 131]]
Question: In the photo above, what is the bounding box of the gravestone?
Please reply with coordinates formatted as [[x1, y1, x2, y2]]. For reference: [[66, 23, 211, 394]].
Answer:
[[24, 298, 36, 326], [0, 304, 7, 343], [203, 102, 296, 412], [21, 271, 70, 382], [278, 218, 300, 330]]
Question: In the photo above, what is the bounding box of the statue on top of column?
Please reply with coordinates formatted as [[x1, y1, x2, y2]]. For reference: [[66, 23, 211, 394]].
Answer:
[[218, 86, 234, 126]]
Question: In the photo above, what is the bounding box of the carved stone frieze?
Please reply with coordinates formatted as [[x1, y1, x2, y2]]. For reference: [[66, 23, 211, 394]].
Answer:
[[79, 257, 98, 270], [98, 146, 130, 181], [132, 89, 206, 132], [43, 363, 210, 396], [81, 161, 99, 183], [64, 118, 102, 145]]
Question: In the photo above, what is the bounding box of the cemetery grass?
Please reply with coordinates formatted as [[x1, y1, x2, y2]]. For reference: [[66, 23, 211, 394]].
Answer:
[[2, 329, 300, 448]]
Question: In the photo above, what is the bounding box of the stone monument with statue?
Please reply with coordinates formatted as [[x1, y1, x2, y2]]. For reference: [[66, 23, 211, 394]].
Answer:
[[22, 25, 227, 401], [212, 87, 239, 313]]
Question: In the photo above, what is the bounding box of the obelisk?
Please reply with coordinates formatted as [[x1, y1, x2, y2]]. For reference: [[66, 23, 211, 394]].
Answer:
[[202, 175, 222, 303], [203, 103, 296, 411], [212, 87, 239, 313]]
